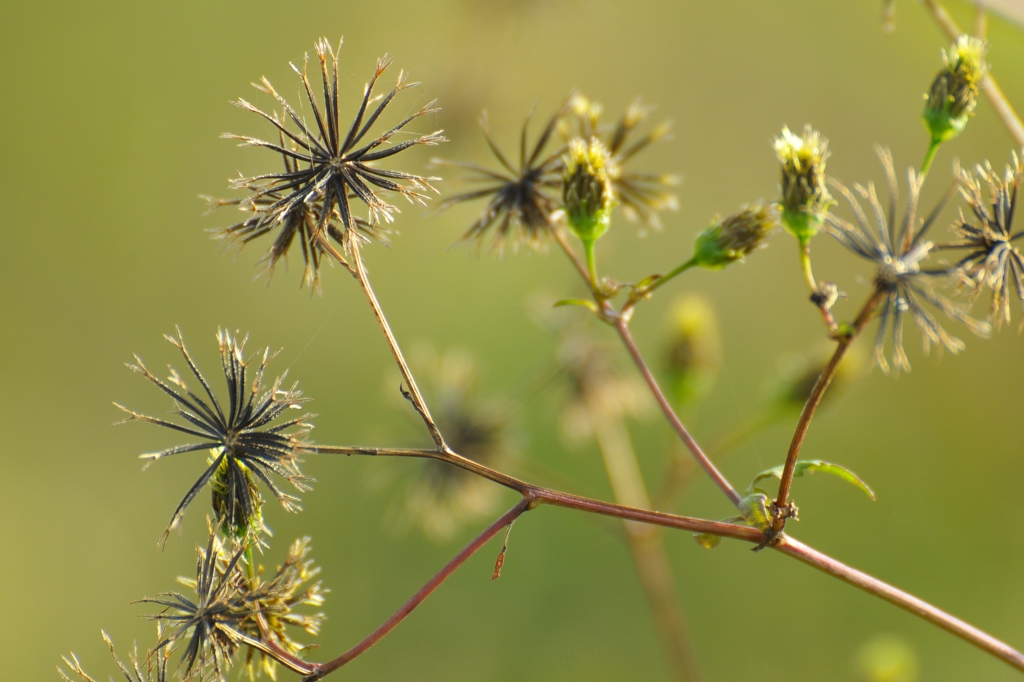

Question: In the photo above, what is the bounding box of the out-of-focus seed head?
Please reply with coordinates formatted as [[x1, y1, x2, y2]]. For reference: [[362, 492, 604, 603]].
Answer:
[[562, 137, 613, 243], [662, 295, 721, 407], [923, 36, 988, 143], [770, 346, 865, 416], [60, 631, 169, 682], [774, 125, 833, 243], [692, 201, 778, 270], [950, 152, 1024, 329]]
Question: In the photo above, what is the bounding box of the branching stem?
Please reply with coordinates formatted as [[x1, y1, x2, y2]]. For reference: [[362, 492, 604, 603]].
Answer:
[[773, 286, 886, 521]]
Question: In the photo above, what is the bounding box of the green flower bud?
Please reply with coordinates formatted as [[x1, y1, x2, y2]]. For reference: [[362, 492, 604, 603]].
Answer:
[[692, 201, 778, 270], [774, 125, 832, 243], [562, 137, 613, 242], [923, 35, 988, 144]]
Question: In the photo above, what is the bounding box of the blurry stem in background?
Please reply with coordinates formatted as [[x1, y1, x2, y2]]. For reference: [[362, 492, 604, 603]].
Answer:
[[772, 286, 886, 526], [614, 318, 743, 507], [304, 499, 533, 680], [346, 242, 446, 449], [308, 443, 1024, 673], [920, 0, 1024, 146], [585, 393, 702, 682]]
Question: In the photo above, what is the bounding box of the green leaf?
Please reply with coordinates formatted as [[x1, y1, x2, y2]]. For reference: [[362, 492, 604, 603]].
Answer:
[[738, 493, 772, 532], [554, 299, 598, 313], [693, 532, 722, 549], [749, 460, 876, 501], [635, 274, 660, 291]]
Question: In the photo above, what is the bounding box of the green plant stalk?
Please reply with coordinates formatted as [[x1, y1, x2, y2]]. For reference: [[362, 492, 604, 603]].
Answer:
[[583, 238, 600, 293], [921, 137, 942, 178], [798, 239, 817, 293], [644, 257, 698, 298], [587, 394, 701, 682]]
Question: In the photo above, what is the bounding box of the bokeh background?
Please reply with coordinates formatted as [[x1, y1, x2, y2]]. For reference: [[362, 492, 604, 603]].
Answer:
[[2, 1, 1023, 680]]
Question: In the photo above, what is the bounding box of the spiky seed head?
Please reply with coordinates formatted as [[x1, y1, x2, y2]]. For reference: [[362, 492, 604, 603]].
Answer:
[[210, 454, 264, 540], [774, 125, 832, 243], [923, 35, 988, 143], [662, 295, 722, 407], [562, 137, 613, 242], [692, 201, 778, 270]]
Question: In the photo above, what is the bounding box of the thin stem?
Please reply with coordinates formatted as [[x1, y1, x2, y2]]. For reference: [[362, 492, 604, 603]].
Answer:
[[550, 223, 593, 286], [308, 444, 759, 539], [773, 286, 885, 519], [776, 536, 1024, 673], [348, 241, 445, 449], [589, 402, 702, 681], [583, 239, 599, 292], [921, 137, 941, 178], [920, 0, 1024, 146], [305, 499, 532, 679], [614, 319, 743, 507], [310, 443, 1024, 673], [798, 240, 817, 293], [643, 257, 698, 298]]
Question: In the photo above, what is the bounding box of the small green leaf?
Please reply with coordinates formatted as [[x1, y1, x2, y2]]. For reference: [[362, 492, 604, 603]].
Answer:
[[739, 493, 772, 532], [554, 299, 598, 313], [693, 532, 722, 549], [749, 460, 876, 500], [635, 274, 660, 291]]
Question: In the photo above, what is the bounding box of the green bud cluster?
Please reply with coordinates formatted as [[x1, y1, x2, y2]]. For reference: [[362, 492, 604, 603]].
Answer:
[[923, 35, 988, 144], [692, 201, 778, 270], [209, 449, 265, 539], [774, 125, 832, 243], [563, 137, 613, 243]]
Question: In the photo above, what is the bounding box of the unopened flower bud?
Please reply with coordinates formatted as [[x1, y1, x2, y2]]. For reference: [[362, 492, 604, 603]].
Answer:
[[563, 137, 613, 242], [692, 201, 778, 270], [210, 451, 265, 538], [774, 125, 832, 243], [923, 35, 988, 143]]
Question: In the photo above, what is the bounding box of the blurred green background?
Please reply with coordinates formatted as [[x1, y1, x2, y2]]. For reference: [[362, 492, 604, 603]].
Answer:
[[2, 1, 1023, 680]]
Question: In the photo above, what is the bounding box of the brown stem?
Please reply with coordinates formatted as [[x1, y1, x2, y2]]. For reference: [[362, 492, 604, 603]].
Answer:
[[773, 287, 885, 520], [305, 499, 533, 679], [308, 444, 760, 540], [920, 0, 1024, 146], [775, 536, 1024, 673], [614, 319, 743, 507], [589, 401, 702, 681], [550, 222, 593, 287], [310, 443, 1024, 672], [347, 241, 446, 449]]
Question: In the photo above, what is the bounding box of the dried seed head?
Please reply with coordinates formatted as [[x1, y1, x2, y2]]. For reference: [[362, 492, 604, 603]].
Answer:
[[562, 137, 613, 242], [923, 35, 989, 143], [774, 124, 833, 242], [662, 295, 722, 407], [950, 151, 1024, 329], [692, 201, 778, 270]]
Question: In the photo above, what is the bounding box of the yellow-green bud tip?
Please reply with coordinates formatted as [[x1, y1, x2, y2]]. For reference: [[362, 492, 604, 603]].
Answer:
[[774, 124, 832, 242], [563, 137, 614, 242], [923, 35, 988, 143], [693, 201, 779, 270]]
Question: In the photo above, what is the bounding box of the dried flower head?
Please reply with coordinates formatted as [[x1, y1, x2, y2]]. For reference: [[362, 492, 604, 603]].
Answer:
[[826, 147, 990, 374], [949, 152, 1023, 329], [433, 103, 567, 253], [236, 537, 326, 680], [566, 95, 679, 232], [771, 345, 865, 415], [923, 35, 989, 143], [60, 631, 169, 682], [556, 328, 653, 444], [219, 37, 445, 284], [116, 328, 313, 543], [393, 349, 515, 540], [774, 124, 833, 242], [562, 137, 613, 242], [691, 201, 778, 270], [662, 295, 721, 407], [141, 534, 259, 681]]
